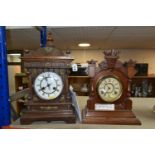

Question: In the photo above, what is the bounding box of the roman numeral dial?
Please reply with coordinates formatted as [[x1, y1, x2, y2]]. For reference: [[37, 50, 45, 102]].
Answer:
[[34, 72, 63, 100]]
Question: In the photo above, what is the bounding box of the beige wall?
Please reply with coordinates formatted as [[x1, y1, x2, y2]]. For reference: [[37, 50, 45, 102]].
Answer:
[[71, 49, 155, 74], [8, 65, 21, 94]]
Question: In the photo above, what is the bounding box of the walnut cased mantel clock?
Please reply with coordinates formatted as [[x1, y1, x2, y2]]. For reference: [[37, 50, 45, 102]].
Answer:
[[20, 33, 76, 124], [82, 50, 141, 125]]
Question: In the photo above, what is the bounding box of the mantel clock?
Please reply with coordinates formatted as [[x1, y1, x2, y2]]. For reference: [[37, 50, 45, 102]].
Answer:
[[20, 33, 76, 124], [83, 50, 141, 125]]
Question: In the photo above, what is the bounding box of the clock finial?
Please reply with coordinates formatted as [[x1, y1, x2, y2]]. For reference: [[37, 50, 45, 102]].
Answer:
[[126, 59, 137, 78], [103, 49, 120, 68], [46, 32, 54, 46]]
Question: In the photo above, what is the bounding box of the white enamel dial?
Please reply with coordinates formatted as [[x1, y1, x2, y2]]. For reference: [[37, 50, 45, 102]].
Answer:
[[34, 72, 63, 100], [97, 76, 122, 102]]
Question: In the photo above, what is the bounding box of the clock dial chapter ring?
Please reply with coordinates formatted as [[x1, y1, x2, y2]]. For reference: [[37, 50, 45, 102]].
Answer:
[[34, 72, 63, 100], [97, 76, 123, 102]]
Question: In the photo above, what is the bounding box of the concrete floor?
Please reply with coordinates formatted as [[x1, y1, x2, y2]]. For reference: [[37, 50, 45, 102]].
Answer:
[[12, 97, 155, 129]]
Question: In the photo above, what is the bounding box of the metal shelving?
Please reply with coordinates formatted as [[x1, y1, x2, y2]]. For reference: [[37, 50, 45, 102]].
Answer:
[[0, 26, 11, 127], [40, 26, 47, 47]]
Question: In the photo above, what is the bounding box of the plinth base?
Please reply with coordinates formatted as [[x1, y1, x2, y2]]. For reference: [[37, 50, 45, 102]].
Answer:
[[82, 108, 141, 125], [20, 110, 76, 125]]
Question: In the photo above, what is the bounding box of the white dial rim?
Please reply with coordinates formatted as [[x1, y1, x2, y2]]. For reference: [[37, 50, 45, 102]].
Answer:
[[34, 72, 63, 100]]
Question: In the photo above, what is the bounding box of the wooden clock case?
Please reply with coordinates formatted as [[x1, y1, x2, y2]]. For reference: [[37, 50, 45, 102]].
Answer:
[[82, 50, 141, 125], [20, 34, 76, 124]]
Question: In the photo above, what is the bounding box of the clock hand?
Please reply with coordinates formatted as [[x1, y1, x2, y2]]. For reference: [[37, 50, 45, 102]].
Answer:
[[46, 87, 59, 94], [39, 86, 46, 91], [51, 89, 57, 94], [51, 90, 56, 94], [44, 76, 48, 81], [47, 83, 52, 89], [46, 83, 58, 90], [44, 76, 53, 85]]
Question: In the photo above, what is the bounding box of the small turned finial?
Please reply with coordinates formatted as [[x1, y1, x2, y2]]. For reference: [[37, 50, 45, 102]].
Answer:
[[46, 32, 54, 46], [127, 59, 137, 67], [126, 59, 137, 78], [87, 59, 97, 77]]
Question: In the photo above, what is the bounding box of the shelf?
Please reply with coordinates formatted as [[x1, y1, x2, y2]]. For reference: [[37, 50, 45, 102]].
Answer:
[[133, 75, 155, 78], [69, 76, 91, 96], [131, 75, 155, 97]]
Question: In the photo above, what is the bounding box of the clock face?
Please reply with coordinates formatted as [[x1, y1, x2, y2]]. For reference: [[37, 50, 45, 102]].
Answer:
[[97, 76, 122, 102], [34, 72, 63, 100]]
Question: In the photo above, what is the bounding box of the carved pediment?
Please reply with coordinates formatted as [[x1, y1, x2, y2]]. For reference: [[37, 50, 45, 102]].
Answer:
[[22, 32, 74, 63], [23, 46, 64, 57]]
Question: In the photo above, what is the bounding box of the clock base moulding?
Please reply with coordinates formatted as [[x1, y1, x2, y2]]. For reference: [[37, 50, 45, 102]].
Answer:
[[82, 108, 141, 125], [20, 102, 76, 124], [20, 109, 76, 125], [82, 95, 141, 125]]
